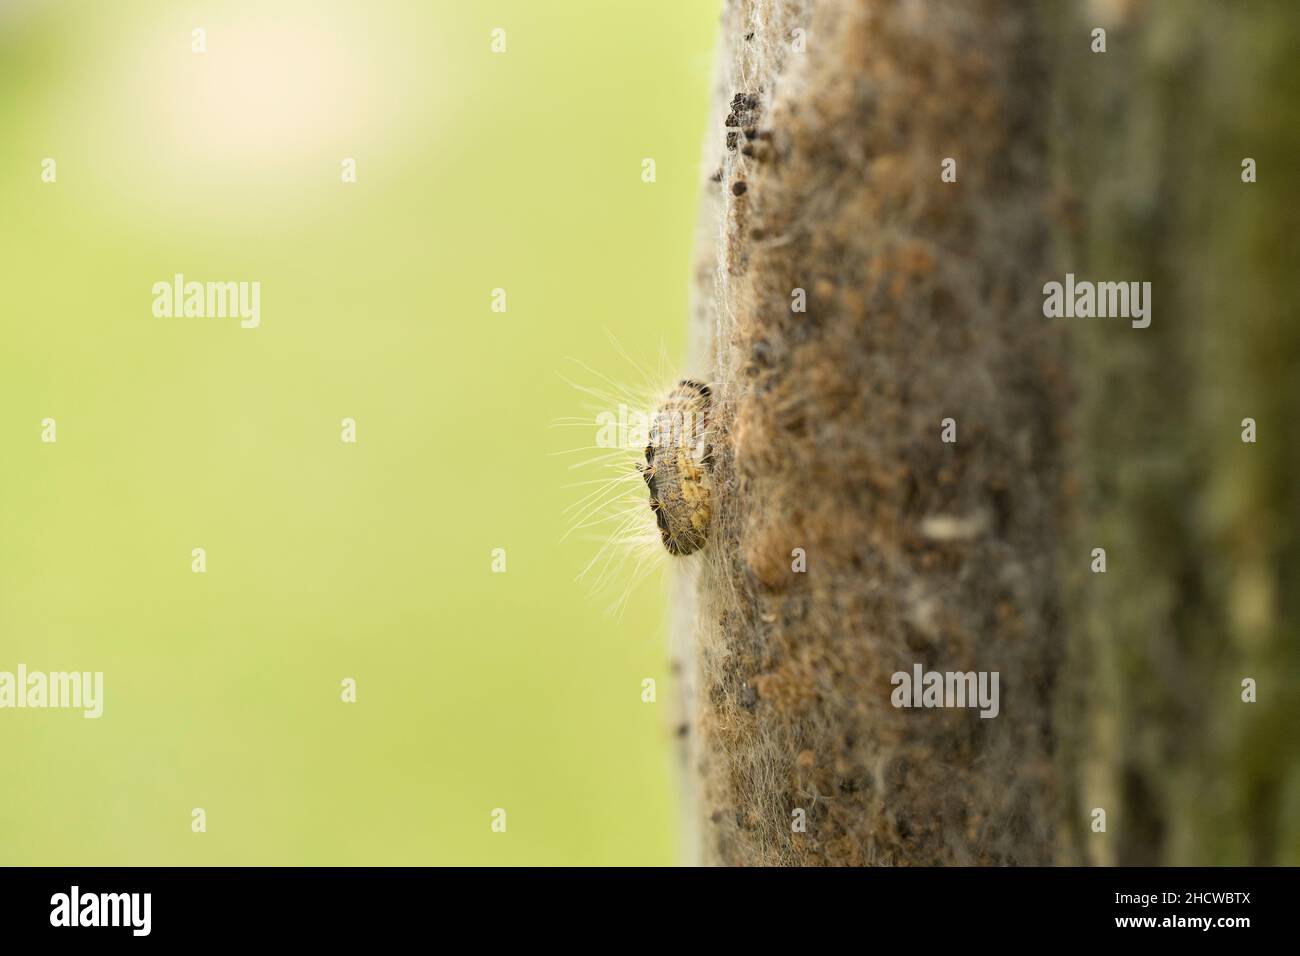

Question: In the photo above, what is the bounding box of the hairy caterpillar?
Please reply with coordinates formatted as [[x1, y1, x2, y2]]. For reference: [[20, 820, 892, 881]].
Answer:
[[556, 348, 716, 614], [638, 380, 714, 556]]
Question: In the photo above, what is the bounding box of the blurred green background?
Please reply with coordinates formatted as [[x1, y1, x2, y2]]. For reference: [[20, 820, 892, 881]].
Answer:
[[0, 0, 719, 865]]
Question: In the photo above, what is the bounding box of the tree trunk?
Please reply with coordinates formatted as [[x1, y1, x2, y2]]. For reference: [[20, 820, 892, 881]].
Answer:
[[681, 0, 1064, 866], [1052, 0, 1300, 867], [677, 0, 1300, 866]]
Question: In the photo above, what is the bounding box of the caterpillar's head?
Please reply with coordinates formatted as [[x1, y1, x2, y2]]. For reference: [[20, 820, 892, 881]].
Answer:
[[638, 380, 714, 555]]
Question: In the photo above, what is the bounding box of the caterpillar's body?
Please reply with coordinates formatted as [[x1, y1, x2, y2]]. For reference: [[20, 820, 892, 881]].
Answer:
[[639, 380, 714, 555]]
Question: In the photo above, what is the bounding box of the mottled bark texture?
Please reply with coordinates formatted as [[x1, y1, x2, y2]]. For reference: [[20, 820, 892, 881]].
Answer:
[[678, 0, 1300, 867], [682, 0, 1065, 865], [1053, 0, 1300, 866]]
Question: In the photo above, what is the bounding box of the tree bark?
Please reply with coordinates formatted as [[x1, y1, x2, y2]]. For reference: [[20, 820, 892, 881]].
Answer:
[[681, 0, 1064, 866], [678, 0, 1300, 867], [1052, 0, 1300, 867]]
